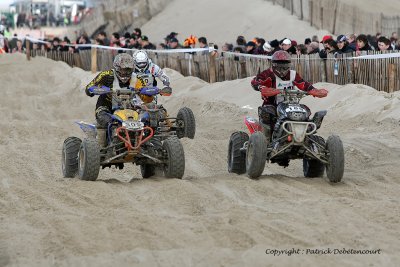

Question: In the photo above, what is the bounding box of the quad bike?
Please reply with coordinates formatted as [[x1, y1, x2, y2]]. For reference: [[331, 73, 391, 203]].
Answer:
[[228, 86, 344, 183], [62, 86, 195, 181]]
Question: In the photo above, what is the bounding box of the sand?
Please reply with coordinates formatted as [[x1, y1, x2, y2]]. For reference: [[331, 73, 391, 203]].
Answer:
[[140, 0, 331, 45], [0, 53, 399, 267]]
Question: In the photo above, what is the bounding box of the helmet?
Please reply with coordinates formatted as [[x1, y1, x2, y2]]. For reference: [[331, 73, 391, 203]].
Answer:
[[133, 50, 150, 73], [113, 53, 134, 83], [271, 50, 291, 78]]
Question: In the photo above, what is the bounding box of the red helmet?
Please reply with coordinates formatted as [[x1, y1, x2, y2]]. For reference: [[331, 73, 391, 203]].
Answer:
[[271, 50, 291, 78]]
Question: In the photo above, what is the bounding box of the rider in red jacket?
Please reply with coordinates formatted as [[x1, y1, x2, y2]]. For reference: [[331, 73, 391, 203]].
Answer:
[[251, 50, 327, 141]]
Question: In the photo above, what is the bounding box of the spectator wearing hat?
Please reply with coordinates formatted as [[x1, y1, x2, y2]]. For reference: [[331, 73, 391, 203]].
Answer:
[[280, 38, 295, 54], [168, 37, 182, 49], [318, 35, 333, 59], [140, 35, 156, 50], [262, 41, 273, 55], [336, 34, 355, 54], [245, 41, 256, 54], [377, 36, 393, 51], [269, 39, 281, 54]]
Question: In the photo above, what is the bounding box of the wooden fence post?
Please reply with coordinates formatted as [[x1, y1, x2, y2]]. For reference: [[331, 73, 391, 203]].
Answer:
[[26, 39, 31, 61], [91, 47, 97, 73], [209, 52, 217, 83], [388, 63, 395, 93], [300, 0, 303, 20], [310, 1, 313, 26]]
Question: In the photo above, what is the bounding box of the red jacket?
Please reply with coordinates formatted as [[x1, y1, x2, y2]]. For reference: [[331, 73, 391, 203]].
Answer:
[[251, 68, 314, 105]]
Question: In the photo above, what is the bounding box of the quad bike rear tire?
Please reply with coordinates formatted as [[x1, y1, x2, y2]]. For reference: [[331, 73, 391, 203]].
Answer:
[[62, 136, 82, 178], [325, 135, 344, 183], [246, 132, 267, 179], [228, 131, 249, 174], [176, 107, 196, 139], [163, 137, 185, 178], [78, 138, 100, 181]]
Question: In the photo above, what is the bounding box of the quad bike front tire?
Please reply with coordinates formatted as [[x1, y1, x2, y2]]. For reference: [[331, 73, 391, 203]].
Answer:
[[228, 131, 249, 174], [325, 135, 344, 183], [246, 132, 267, 179], [78, 138, 100, 181], [176, 107, 196, 139], [62, 136, 82, 178], [163, 137, 185, 178]]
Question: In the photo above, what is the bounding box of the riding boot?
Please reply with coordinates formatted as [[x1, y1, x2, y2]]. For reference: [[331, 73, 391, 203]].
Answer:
[[260, 121, 271, 143], [97, 128, 107, 147]]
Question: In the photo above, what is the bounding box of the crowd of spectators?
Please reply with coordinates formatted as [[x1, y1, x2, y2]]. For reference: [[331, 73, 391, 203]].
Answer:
[[1, 26, 400, 58]]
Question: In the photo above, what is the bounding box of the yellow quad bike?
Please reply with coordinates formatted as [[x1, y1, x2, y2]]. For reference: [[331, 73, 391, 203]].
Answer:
[[61, 86, 195, 181]]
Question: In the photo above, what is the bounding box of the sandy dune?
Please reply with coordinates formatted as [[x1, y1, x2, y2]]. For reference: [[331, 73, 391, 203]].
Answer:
[[0, 54, 399, 266]]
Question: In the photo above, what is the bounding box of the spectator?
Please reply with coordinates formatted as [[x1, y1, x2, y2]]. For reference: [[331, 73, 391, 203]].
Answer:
[[390, 32, 398, 49], [307, 41, 320, 54], [52, 37, 61, 51], [245, 41, 256, 54], [336, 35, 355, 54], [255, 37, 266, 54], [262, 41, 273, 55], [111, 32, 121, 47], [127, 35, 139, 49], [325, 39, 339, 54], [140, 35, 156, 50], [12, 40, 25, 53], [377, 36, 392, 51], [183, 35, 197, 48], [280, 38, 294, 54], [168, 37, 181, 49], [347, 33, 357, 50], [319, 35, 333, 59], [198, 37, 208, 48], [8, 34, 18, 51], [222, 42, 233, 52], [269, 39, 281, 54], [235, 35, 246, 51], [311, 35, 319, 43], [356, 34, 373, 51], [296, 44, 307, 55], [132, 28, 142, 39], [98, 31, 110, 46]]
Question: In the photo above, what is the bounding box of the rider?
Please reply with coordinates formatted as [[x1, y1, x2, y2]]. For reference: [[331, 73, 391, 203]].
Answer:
[[85, 53, 135, 145], [250, 50, 328, 141], [130, 50, 171, 103]]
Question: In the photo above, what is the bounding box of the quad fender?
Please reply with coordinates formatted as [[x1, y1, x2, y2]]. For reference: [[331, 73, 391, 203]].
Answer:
[[244, 116, 262, 134], [311, 110, 327, 129], [75, 121, 97, 139]]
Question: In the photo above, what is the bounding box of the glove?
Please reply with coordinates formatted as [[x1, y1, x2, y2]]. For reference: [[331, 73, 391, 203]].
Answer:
[[160, 86, 172, 96], [85, 88, 94, 97], [260, 87, 280, 97], [308, 88, 328, 98]]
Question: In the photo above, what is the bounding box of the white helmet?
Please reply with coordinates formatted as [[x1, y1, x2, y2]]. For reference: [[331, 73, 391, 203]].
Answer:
[[133, 50, 150, 73]]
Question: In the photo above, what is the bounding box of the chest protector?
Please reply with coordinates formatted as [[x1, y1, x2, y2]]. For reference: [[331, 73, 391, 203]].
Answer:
[[275, 70, 296, 104], [130, 71, 155, 103]]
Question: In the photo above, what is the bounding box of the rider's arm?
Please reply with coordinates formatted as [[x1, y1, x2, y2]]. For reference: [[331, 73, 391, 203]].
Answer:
[[293, 73, 314, 91], [251, 69, 274, 91], [150, 63, 170, 87], [85, 70, 114, 97]]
